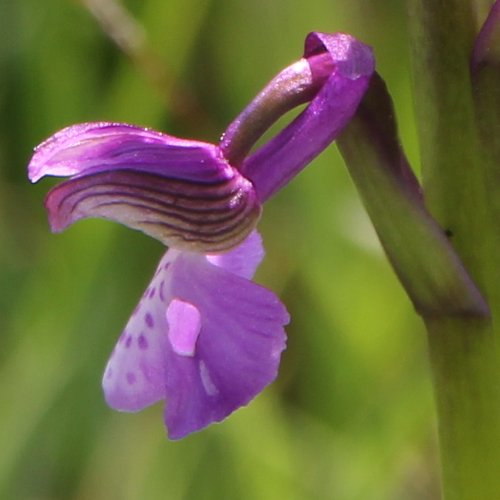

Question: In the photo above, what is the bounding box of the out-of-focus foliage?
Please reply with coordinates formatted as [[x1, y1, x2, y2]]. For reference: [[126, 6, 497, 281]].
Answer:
[[0, 0, 439, 498]]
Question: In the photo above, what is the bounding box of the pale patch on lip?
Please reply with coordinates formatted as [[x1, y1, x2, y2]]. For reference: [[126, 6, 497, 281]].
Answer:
[[166, 298, 201, 357]]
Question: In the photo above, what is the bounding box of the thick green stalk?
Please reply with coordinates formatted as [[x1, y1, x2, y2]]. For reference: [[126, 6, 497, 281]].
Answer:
[[425, 317, 500, 499], [338, 70, 499, 498], [407, 1, 500, 498]]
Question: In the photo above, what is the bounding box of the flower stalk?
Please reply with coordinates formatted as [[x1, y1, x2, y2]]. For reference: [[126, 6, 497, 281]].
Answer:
[[336, 73, 488, 318]]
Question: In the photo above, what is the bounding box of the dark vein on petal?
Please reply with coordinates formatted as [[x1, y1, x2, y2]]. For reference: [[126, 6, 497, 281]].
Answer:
[[88, 198, 254, 235], [51, 170, 244, 214], [47, 168, 261, 250], [60, 186, 249, 221]]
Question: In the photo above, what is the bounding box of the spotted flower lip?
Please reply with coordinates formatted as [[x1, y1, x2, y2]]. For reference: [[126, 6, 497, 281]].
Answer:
[[27, 32, 375, 438], [103, 230, 288, 439]]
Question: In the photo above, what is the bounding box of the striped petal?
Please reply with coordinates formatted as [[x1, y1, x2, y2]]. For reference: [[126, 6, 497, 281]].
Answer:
[[29, 123, 261, 252]]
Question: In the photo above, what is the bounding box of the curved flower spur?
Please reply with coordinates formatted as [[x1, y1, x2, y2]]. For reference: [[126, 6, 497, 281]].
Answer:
[[28, 32, 374, 439]]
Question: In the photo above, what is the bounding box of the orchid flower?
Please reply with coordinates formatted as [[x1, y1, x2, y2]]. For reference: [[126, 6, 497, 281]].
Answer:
[[27, 32, 374, 439]]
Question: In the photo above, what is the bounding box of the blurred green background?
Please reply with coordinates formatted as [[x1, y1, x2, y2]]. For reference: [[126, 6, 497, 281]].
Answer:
[[0, 1, 440, 499]]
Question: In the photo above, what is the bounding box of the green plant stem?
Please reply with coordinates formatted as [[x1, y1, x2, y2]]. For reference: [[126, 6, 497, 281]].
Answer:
[[425, 317, 500, 499], [407, 1, 500, 498]]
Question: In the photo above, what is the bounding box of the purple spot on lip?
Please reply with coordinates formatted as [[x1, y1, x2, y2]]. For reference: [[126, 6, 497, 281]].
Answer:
[[164, 262, 170, 271], [159, 281, 165, 302], [145, 312, 154, 328], [125, 335, 132, 348], [138, 334, 148, 350], [149, 287, 156, 299], [126, 372, 136, 385]]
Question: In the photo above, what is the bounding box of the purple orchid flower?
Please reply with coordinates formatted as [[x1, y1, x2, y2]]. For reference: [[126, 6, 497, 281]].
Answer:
[[27, 32, 374, 439]]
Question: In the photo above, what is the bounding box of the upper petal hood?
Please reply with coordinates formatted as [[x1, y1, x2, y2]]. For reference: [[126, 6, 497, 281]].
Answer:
[[28, 122, 232, 183], [28, 123, 261, 252]]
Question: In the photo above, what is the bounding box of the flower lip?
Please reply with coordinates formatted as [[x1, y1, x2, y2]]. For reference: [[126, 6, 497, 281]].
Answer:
[[102, 230, 289, 439]]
